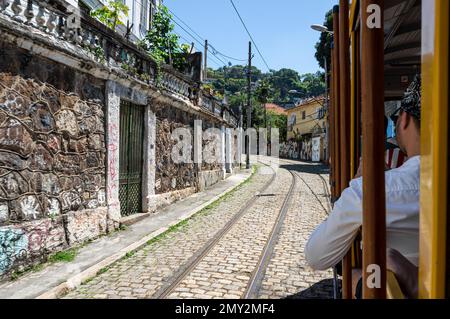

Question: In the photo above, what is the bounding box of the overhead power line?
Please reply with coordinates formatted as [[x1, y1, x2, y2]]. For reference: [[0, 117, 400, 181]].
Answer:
[[228, 0, 271, 72], [169, 18, 229, 67], [167, 7, 247, 63], [167, 8, 206, 46], [209, 44, 247, 62]]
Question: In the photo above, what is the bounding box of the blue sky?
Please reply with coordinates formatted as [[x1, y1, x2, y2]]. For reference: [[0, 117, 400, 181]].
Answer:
[[165, 0, 337, 75]]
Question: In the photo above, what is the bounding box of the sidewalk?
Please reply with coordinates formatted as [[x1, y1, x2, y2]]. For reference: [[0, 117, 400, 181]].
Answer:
[[0, 169, 252, 299]]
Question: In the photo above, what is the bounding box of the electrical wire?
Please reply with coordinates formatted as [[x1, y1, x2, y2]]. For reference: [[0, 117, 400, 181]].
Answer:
[[167, 7, 247, 63], [90, 1, 243, 69], [169, 20, 229, 67], [173, 31, 223, 69], [168, 17, 230, 67], [228, 0, 271, 72]]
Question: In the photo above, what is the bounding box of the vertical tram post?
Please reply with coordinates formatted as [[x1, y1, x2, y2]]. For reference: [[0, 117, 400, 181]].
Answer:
[[339, 0, 353, 300], [361, 0, 387, 299], [332, 6, 341, 199]]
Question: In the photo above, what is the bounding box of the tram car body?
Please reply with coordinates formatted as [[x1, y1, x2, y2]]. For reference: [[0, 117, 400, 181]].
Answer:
[[328, 0, 449, 299]]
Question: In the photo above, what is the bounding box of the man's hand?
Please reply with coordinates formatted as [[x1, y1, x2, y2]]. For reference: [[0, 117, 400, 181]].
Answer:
[[386, 248, 418, 299]]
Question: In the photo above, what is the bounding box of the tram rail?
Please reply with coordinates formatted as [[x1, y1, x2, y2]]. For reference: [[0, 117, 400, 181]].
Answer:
[[151, 162, 295, 299]]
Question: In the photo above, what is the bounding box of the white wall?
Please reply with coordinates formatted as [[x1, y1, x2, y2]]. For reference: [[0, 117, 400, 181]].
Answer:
[[79, 0, 160, 40]]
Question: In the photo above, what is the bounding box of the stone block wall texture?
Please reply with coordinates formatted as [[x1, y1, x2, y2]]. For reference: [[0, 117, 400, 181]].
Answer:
[[0, 70, 107, 276], [153, 103, 226, 195], [201, 121, 223, 172], [153, 104, 196, 194]]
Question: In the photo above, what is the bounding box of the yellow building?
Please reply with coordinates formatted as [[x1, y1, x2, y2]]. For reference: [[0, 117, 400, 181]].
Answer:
[[287, 96, 327, 140]]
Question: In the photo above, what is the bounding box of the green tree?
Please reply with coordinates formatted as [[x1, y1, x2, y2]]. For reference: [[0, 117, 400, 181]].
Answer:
[[267, 111, 287, 143], [138, 5, 189, 71], [299, 72, 326, 98], [90, 0, 129, 30], [269, 68, 302, 102], [315, 9, 333, 69], [255, 79, 272, 105]]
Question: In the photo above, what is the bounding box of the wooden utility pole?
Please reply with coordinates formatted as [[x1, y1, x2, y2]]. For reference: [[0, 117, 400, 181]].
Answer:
[[204, 39, 208, 81], [324, 56, 329, 163], [333, 4, 352, 300], [339, 0, 351, 191], [361, 0, 386, 299], [246, 41, 252, 169], [332, 6, 341, 199], [329, 48, 335, 200], [338, 0, 353, 300]]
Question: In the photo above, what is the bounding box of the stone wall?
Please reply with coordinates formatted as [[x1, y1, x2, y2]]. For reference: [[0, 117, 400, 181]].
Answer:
[[0, 27, 239, 278], [201, 121, 223, 172], [0, 67, 107, 276], [153, 104, 196, 194], [152, 103, 227, 198], [280, 140, 300, 160], [0, 73, 106, 222]]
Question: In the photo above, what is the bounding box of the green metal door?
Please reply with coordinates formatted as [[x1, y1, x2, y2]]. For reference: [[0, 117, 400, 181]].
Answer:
[[119, 100, 145, 216]]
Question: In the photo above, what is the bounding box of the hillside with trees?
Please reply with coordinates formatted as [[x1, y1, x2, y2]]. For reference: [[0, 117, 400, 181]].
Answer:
[[204, 65, 325, 142]]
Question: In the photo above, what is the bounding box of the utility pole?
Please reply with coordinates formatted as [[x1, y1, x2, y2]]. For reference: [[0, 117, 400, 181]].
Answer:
[[324, 56, 329, 163], [239, 103, 243, 168], [246, 41, 252, 169], [204, 39, 208, 81]]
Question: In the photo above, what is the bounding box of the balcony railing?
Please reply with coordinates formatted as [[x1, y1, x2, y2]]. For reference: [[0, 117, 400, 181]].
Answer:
[[0, 0, 239, 127]]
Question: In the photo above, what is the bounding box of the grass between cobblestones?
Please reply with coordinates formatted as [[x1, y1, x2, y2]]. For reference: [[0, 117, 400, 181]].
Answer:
[[8, 221, 140, 281], [92, 165, 259, 281], [146, 165, 258, 245], [10, 247, 80, 281], [7, 166, 260, 287]]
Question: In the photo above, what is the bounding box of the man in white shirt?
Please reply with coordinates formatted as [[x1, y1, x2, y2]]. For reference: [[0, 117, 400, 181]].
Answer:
[[305, 75, 422, 294]]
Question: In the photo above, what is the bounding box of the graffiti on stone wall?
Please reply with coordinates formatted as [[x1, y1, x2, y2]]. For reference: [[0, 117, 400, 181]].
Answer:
[[0, 229, 28, 273], [280, 140, 300, 160], [300, 139, 313, 161], [0, 217, 67, 274], [0, 73, 106, 226], [107, 122, 119, 205], [280, 138, 315, 161]]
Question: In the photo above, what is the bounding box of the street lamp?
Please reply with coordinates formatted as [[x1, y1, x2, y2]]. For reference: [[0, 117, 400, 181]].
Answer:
[[288, 90, 304, 95], [310, 24, 334, 35]]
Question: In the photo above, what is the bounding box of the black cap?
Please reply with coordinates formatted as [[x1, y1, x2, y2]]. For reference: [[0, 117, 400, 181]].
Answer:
[[333, 5, 339, 13], [400, 74, 421, 121]]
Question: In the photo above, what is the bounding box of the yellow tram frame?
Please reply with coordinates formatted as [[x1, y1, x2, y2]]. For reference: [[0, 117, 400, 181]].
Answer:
[[419, 0, 448, 299], [330, 0, 449, 299]]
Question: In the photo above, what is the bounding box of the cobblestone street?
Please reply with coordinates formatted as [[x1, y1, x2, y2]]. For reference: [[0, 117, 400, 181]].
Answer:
[[64, 161, 334, 299]]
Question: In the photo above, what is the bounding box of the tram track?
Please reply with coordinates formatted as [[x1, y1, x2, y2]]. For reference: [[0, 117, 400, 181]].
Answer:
[[151, 162, 280, 299], [242, 169, 297, 299], [294, 172, 331, 215], [279, 158, 332, 214]]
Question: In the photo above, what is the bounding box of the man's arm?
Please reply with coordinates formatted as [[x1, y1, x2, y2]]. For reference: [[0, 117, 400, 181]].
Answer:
[[305, 180, 363, 271], [387, 248, 418, 299]]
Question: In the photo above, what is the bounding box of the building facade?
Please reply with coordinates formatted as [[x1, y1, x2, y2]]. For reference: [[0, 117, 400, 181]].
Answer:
[[0, 0, 240, 279], [283, 97, 327, 161]]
